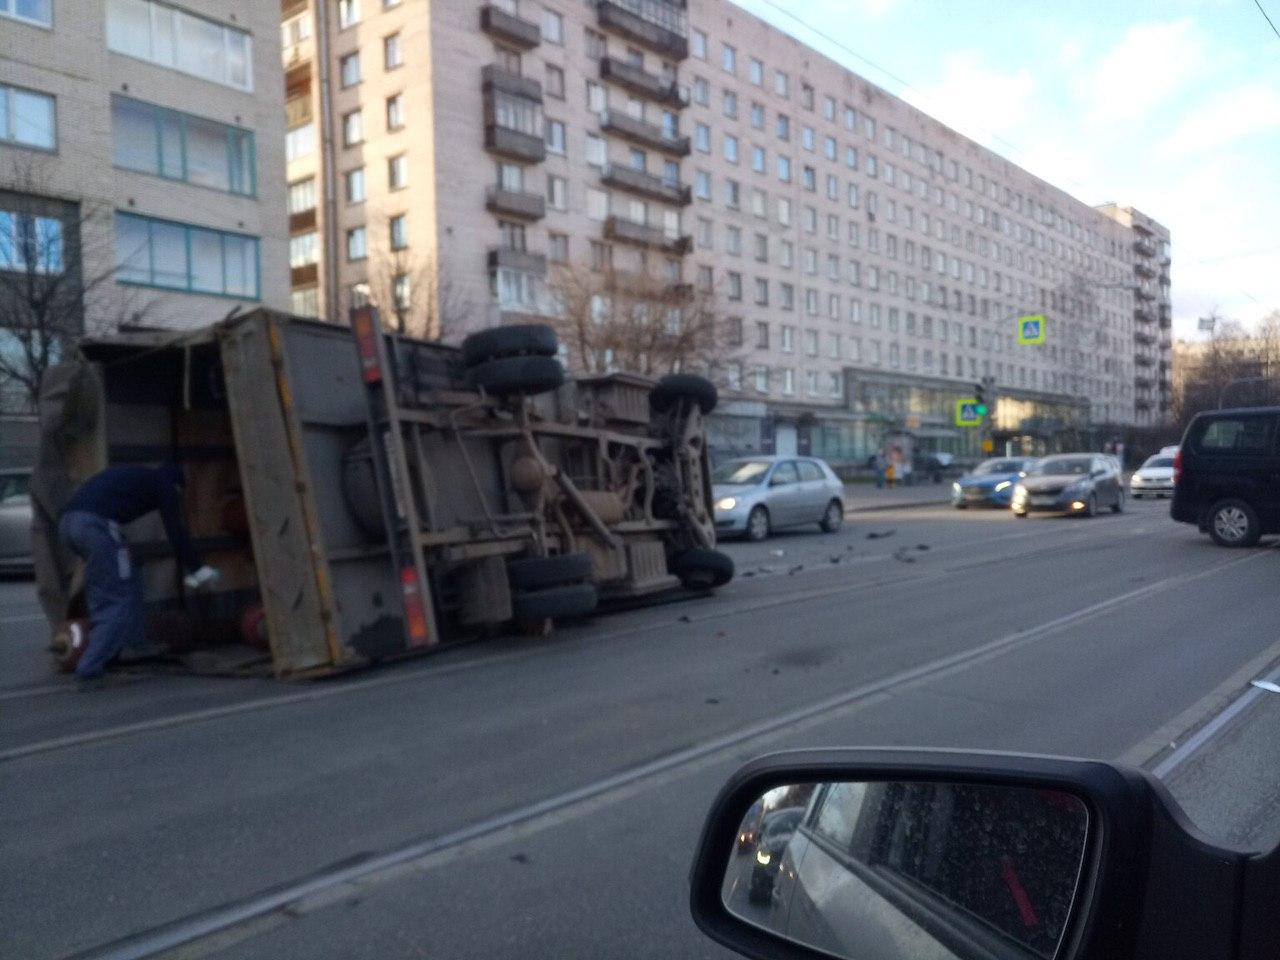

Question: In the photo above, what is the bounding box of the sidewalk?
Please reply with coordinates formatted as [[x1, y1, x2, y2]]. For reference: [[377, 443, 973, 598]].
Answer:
[[842, 480, 953, 513]]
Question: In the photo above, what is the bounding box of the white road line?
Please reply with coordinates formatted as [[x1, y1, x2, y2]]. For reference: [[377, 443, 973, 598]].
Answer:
[[64, 550, 1262, 960]]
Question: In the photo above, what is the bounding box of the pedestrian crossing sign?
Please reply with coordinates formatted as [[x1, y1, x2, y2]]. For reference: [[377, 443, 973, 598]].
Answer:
[[1018, 314, 1046, 345], [955, 399, 983, 427]]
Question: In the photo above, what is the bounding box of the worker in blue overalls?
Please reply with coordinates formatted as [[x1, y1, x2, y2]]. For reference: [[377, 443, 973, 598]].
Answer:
[[58, 465, 218, 683]]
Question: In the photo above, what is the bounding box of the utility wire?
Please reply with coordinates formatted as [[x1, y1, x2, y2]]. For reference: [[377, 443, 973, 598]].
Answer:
[[1252, 0, 1280, 40]]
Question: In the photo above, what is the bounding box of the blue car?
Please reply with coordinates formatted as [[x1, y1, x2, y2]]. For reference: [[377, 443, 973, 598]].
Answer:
[[952, 457, 1038, 508]]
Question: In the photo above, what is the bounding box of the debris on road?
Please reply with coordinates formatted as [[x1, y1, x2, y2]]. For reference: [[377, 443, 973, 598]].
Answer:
[[866, 529, 897, 540], [892, 547, 917, 564]]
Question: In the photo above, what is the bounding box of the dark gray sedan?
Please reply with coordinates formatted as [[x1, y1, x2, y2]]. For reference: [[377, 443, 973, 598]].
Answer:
[[712, 456, 845, 541], [0, 468, 33, 576], [1011, 454, 1124, 518]]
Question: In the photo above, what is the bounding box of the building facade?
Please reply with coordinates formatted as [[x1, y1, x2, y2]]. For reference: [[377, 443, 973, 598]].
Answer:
[[1097, 204, 1173, 425], [282, 0, 1169, 463], [0, 0, 289, 431]]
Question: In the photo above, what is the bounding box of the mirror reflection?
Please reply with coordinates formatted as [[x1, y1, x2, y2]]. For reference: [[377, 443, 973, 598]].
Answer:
[[721, 780, 1089, 960]]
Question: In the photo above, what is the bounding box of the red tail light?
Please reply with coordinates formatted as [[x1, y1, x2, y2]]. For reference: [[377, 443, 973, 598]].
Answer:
[[400, 567, 431, 648], [1173, 449, 1182, 486]]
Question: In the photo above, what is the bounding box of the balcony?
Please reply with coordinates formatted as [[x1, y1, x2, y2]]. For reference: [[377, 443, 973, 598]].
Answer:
[[601, 109, 690, 155], [1134, 261, 1155, 279], [1133, 238, 1155, 257], [601, 162, 690, 205], [1134, 353, 1155, 367], [484, 125, 546, 162], [1135, 397, 1153, 411], [486, 186, 546, 220], [667, 281, 694, 300], [1134, 305, 1155, 323], [289, 208, 316, 233], [599, 57, 684, 107], [597, 0, 689, 60], [1135, 286, 1156, 301], [480, 5, 542, 50], [1134, 329, 1155, 346], [291, 263, 319, 287], [603, 215, 692, 254], [487, 247, 547, 276], [1135, 376, 1155, 390], [481, 64, 542, 102]]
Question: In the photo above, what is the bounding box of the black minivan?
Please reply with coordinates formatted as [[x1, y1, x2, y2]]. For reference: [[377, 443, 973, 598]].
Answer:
[[1171, 406, 1280, 546]]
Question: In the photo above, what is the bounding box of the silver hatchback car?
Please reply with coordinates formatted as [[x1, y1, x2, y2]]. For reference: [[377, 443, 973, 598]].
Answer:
[[0, 468, 34, 576], [712, 456, 845, 541]]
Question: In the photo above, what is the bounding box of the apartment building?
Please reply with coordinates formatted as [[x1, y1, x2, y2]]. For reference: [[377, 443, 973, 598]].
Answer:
[[282, 0, 1168, 462], [0, 0, 288, 433], [1097, 204, 1173, 425]]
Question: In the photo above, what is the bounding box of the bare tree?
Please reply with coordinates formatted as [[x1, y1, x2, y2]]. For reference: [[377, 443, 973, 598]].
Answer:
[[1174, 310, 1280, 424], [353, 223, 473, 341], [0, 158, 155, 412], [547, 260, 740, 385]]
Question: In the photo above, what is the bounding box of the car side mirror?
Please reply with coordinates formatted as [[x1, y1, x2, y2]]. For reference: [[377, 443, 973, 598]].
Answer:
[[690, 749, 1276, 960]]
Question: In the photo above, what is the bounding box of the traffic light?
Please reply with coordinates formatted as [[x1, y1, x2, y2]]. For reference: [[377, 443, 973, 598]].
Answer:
[[973, 381, 988, 417]]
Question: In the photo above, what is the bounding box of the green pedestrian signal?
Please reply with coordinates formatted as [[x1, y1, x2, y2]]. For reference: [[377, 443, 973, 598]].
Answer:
[[975, 403, 989, 416]]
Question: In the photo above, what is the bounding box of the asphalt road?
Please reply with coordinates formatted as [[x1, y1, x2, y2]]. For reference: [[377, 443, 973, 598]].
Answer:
[[2, 498, 1278, 960]]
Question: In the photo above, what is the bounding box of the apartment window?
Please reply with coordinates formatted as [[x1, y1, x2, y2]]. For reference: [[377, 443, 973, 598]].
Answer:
[[585, 27, 605, 59], [285, 122, 314, 161], [726, 226, 741, 255], [723, 91, 738, 119], [751, 188, 766, 218], [823, 136, 837, 162], [826, 175, 838, 200], [388, 154, 407, 189], [801, 83, 814, 109], [542, 8, 563, 43], [116, 97, 255, 198], [0, 84, 55, 150], [776, 114, 790, 140], [802, 166, 815, 191], [544, 118, 565, 154], [338, 51, 361, 88], [589, 241, 609, 271], [287, 178, 316, 214], [755, 277, 768, 305], [288, 232, 318, 268], [803, 248, 817, 274], [543, 232, 567, 264], [546, 64, 565, 99], [586, 188, 608, 221], [386, 94, 404, 130], [691, 28, 707, 59], [0, 210, 62, 274], [755, 321, 769, 348], [1, 0, 50, 25], [805, 329, 818, 356], [337, 0, 360, 26], [106, 0, 254, 91], [586, 80, 605, 113], [345, 167, 366, 202], [777, 155, 791, 182], [721, 44, 736, 73], [342, 110, 363, 146], [694, 122, 710, 152], [492, 268, 539, 308], [390, 215, 411, 252], [346, 226, 367, 261], [805, 289, 818, 315], [694, 170, 711, 200], [844, 106, 856, 130], [754, 233, 768, 262], [751, 145, 766, 172], [725, 179, 740, 209], [781, 325, 795, 353], [781, 368, 795, 396], [496, 47, 521, 73], [693, 76, 709, 106], [801, 126, 814, 151], [697, 218, 712, 249], [724, 134, 739, 164], [585, 133, 606, 167], [823, 95, 836, 121], [774, 71, 789, 96], [780, 283, 794, 309], [749, 58, 763, 85], [777, 198, 791, 225], [115, 212, 259, 298], [290, 287, 319, 318], [779, 240, 793, 268], [663, 158, 679, 185], [727, 271, 743, 300]]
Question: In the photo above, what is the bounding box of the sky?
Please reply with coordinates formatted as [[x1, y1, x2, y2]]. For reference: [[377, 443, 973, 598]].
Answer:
[[734, 0, 1280, 340]]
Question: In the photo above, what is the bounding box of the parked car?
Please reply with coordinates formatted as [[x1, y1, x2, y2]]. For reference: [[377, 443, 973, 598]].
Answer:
[[1130, 454, 1175, 498], [712, 457, 845, 542], [0, 468, 34, 576], [1011, 454, 1124, 517], [1171, 407, 1280, 547], [951, 457, 1037, 508]]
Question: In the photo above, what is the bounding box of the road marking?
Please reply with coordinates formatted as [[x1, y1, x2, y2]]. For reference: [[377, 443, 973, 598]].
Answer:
[[62, 549, 1263, 960], [0, 612, 44, 625], [0, 646, 546, 763]]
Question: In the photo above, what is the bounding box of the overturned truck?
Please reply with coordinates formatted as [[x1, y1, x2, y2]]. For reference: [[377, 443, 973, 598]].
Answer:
[[32, 308, 732, 677]]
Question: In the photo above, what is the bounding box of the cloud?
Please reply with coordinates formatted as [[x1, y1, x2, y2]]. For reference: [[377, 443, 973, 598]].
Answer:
[[905, 51, 1036, 147], [1157, 83, 1280, 156], [1082, 19, 1205, 123]]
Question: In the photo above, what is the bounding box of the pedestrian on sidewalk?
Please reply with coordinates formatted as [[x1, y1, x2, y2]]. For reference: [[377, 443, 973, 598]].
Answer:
[[57, 464, 218, 683], [872, 449, 887, 488]]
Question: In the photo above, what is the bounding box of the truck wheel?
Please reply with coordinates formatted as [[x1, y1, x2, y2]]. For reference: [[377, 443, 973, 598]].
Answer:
[[649, 374, 718, 414], [1208, 499, 1261, 547], [673, 547, 734, 589], [513, 583, 598, 620], [507, 552, 593, 591], [462, 324, 558, 367], [469, 355, 564, 396]]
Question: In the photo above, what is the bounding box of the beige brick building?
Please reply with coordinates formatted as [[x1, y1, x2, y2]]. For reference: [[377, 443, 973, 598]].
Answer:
[[0, 0, 288, 427], [282, 0, 1171, 461]]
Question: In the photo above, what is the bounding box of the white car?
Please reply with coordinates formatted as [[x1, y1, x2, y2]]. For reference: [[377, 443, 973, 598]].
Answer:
[[1129, 453, 1175, 498]]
